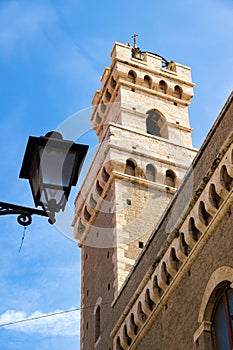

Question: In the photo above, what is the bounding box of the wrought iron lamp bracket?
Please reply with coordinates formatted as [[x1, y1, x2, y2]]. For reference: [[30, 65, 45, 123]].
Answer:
[[0, 201, 50, 227]]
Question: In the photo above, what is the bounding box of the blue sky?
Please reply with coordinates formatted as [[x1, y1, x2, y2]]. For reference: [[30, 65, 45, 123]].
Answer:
[[0, 0, 232, 349]]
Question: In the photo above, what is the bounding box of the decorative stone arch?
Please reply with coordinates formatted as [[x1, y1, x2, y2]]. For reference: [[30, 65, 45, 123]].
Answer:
[[194, 266, 233, 345], [146, 109, 168, 139], [198, 266, 233, 324]]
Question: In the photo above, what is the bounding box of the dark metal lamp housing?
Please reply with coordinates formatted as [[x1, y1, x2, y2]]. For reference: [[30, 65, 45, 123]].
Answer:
[[19, 131, 88, 224], [0, 131, 88, 227]]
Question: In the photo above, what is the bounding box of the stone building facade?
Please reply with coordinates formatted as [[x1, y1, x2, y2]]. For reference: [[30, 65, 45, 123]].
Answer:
[[73, 42, 233, 349]]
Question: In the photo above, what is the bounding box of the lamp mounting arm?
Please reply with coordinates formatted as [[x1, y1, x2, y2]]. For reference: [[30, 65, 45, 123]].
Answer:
[[0, 201, 50, 227]]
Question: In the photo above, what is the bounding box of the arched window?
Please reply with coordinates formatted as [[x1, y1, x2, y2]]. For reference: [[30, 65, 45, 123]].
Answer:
[[95, 305, 101, 342], [146, 164, 156, 182], [125, 159, 136, 176], [165, 170, 176, 188], [146, 110, 168, 138], [128, 70, 137, 84], [211, 286, 233, 349], [144, 75, 152, 89], [195, 267, 233, 348], [159, 80, 167, 94], [174, 85, 182, 99]]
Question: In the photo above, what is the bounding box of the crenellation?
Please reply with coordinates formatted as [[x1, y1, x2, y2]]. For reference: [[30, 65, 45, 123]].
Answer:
[[173, 62, 192, 81], [142, 52, 163, 69]]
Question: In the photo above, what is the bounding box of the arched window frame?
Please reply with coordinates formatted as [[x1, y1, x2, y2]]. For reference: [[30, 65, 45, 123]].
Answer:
[[159, 80, 168, 94], [146, 110, 168, 139], [144, 75, 152, 89], [146, 164, 156, 182], [128, 70, 137, 84], [94, 297, 102, 344], [165, 170, 176, 188], [211, 285, 233, 349], [194, 266, 233, 347], [174, 85, 182, 99], [125, 159, 136, 177]]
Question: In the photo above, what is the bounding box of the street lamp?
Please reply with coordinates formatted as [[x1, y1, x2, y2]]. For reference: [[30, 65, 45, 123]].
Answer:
[[0, 131, 88, 226]]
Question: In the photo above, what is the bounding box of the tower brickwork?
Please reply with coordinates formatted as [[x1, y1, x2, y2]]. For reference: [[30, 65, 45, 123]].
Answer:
[[73, 42, 197, 349]]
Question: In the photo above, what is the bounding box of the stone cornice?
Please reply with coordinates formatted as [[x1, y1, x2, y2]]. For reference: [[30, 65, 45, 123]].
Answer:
[[107, 122, 196, 152]]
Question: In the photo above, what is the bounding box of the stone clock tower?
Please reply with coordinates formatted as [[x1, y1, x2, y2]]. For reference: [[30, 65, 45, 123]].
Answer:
[[73, 41, 197, 349]]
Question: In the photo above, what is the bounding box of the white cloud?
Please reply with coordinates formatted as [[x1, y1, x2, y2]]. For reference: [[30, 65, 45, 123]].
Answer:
[[0, 309, 80, 336]]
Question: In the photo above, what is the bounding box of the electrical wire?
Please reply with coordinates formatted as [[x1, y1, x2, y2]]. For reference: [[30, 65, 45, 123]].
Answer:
[[18, 227, 26, 253], [0, 302, 111, 328]]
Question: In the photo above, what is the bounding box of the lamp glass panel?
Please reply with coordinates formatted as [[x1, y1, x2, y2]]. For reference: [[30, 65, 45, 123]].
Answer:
[[62, 150, 77, 186], [39, 145, 75, 187], [40, 187, 67, 209]]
